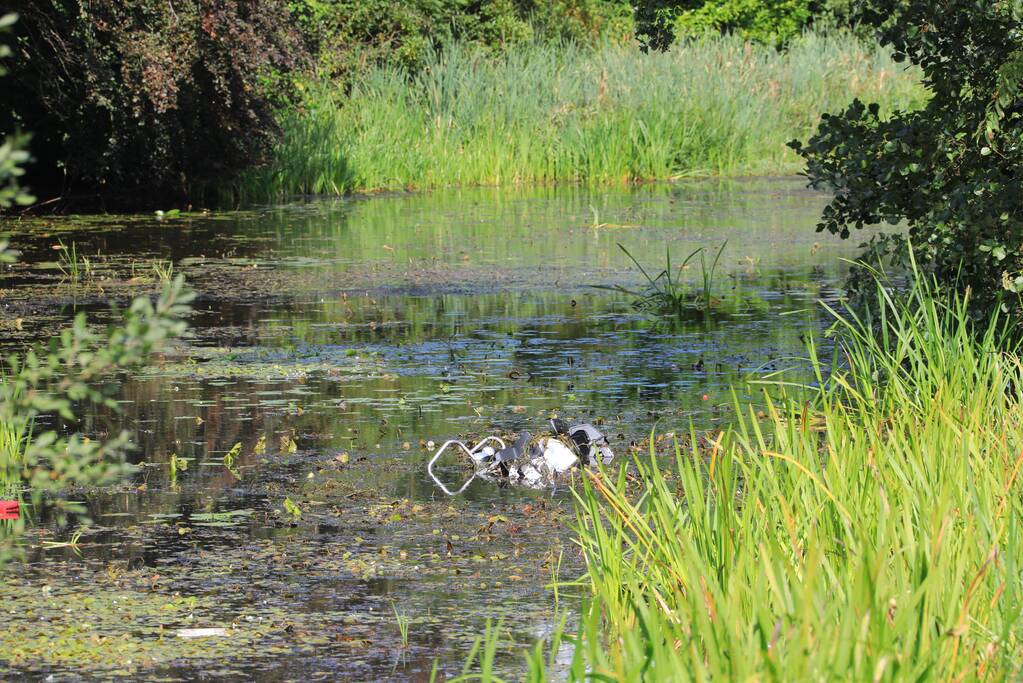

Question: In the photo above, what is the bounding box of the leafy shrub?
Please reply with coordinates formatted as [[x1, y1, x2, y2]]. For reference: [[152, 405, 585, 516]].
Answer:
[[791, 0, 1023, 323], [671, 0, 814, 46], [633, 0, 861, 48], [0, 239, 194, 562], [0, 13, 31, 211], [529, 0, 635, 45], [1, 1, 304, 207], [290, 0, 635, 83]]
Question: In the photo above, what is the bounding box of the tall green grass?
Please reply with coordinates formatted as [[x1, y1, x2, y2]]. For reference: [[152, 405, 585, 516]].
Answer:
[[0, 382, 28, 496], [0, 383, 29, 539], [241, 31, 926, 201], [462, 270, 1023, 680]]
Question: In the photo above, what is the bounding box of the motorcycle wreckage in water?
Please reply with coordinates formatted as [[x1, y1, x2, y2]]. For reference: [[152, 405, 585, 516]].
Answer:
[[427, 419, 615, 495]]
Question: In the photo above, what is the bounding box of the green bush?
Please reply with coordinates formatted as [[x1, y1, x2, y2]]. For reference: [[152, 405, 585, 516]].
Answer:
[[289, 0, 635, 83], [671, 0, 814, 46], [633, 0, 862, 48], [791, 0, 1023, 323]]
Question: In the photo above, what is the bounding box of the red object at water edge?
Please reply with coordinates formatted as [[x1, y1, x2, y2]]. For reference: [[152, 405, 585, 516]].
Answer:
[[0, 501, 19, 520]]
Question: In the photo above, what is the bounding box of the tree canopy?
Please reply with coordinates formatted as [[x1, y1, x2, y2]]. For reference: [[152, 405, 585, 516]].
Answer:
[[791, 0, 1023, 319]]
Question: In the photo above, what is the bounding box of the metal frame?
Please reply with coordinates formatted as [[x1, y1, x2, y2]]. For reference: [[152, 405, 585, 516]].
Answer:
[[427, 436, 507, 496]]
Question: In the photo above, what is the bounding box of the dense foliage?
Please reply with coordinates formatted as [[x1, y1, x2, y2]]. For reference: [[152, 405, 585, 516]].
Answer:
[[291, 0, 635, 81], [792, 0, 1023, 320], [637, 0, 858, 47], [0, 13, 31, 211], [0, 1, 867, 208], [2, 1, 303, 207], [670, 0, 814, 46]]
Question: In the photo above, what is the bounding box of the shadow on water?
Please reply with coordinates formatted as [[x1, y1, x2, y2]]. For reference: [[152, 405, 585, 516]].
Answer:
[[0, 179, 869, 679]]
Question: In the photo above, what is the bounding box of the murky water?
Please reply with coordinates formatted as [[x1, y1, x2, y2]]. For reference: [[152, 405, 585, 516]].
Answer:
[[1, 179, 863, 680]]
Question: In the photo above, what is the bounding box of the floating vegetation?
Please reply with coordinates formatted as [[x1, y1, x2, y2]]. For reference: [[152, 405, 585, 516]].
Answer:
[[2, 468, 578, 679], [189, 508, 254, 528], [0, 181, 865, 679], [138, 345, 388, 382], [0, 582, 237, 672]]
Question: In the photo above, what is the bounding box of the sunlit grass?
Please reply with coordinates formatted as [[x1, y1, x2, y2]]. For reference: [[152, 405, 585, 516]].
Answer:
[[0, 382, 28, 494], [241, 30, 926, 201], [460, 266, 1023, 680], [0, 383, 29, 538], [572, 269, 1023, 680]]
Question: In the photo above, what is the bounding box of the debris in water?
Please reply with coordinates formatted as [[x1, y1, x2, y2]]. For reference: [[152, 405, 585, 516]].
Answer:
[[0, 501, 18, 520], [176, 628, 228, 638], [428, 419, 615, 494]]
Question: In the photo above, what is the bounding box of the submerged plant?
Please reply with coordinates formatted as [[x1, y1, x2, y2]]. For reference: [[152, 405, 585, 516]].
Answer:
[[392, 602, 411, 649], [222, 442, 242, 479], [152, 260, 174, 285], [39, 526, 84, 555], [444, 620, 508, 683], [0, 384, 29, 491], [168, 454, 188, 489], [283, 497, 302, 520]]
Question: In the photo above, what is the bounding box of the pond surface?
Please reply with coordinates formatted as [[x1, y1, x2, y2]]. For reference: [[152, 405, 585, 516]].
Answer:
[[1, 179, 861, 680]]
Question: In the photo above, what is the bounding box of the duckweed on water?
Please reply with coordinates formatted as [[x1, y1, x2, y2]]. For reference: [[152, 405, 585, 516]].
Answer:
[[3, 452, 578, 678], [0, 583, 248, 672]]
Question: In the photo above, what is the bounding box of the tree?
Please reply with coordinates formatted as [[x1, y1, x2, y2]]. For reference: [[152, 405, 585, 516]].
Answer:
[[671, 0, 814, 46], [2, 1, 304, 208], [0, 13, 32, 211], [790, 0, 1023, 320]]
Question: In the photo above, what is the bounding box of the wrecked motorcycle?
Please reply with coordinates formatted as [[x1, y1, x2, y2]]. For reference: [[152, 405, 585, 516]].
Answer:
[[427, 419, 614, 495]]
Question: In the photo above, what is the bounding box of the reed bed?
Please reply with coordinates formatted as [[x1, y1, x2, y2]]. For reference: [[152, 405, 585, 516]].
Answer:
[[459, 271, 1023, 681], [241, 31, 926, 201]]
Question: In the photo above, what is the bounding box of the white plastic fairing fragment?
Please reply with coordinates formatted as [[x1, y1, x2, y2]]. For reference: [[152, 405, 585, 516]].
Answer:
[[471, 445, 496, 464], [541, 438, 578, 473]]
